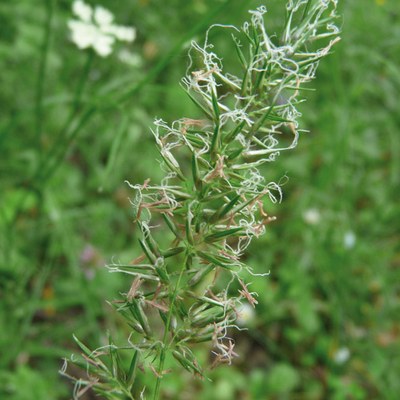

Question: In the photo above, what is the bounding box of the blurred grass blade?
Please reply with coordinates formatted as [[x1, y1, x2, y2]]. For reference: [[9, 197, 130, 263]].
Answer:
[[126, 351, 140, 389]]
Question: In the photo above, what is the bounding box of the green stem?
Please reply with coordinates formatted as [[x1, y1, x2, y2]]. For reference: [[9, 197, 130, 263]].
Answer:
[[301, 0, 313, 23], [38, 51, 94, 181], [72, 51, 95, 113], [35, 0, 54, 147], [153, 254, 188, 400]]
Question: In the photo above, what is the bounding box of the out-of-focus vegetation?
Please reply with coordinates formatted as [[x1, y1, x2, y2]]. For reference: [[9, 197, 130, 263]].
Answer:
[[0, 0, 399, 399]]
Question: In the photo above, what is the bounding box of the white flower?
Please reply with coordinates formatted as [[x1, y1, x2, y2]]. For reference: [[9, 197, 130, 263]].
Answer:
[[333, 347, 350, 364], [303, 208, 321, 225], [68, 20, 97, 50], [236, 303, 255, 327], [92, 32, 115, 57], [113, 26, 136, 42], [73, 0, 92, 22], [94, 6, 114, 26], [68, 0, 136, 57], [343, 230, 356, 249], [118, 49, 142, 67]]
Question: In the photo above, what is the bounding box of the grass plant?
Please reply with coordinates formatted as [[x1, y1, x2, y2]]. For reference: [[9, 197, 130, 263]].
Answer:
[[63, 1, 339, 398]]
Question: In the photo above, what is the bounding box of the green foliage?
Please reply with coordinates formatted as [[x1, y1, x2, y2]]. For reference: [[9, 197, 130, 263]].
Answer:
[[0, 0, 399, 399]]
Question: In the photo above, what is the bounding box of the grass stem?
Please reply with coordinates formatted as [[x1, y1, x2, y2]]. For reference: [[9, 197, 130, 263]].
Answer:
[[153, 254, 188, 400], [35, 0, 54, 149]]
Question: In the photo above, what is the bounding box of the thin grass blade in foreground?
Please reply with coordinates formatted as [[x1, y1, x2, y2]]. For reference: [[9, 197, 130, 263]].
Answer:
[[63, 1, 340, 398]]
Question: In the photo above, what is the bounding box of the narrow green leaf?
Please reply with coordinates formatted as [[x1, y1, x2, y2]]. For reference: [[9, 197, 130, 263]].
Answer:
[[211, 194, 241, 222], [191, 306, 225, 327], [205, 227, 243, 242], [73, 335, 92, 357], [175, 299, 188, 319], [197, 251, 227, 268], [126, 351, 140, 388], [166, 188, 192, 200], [200, 189, 236, 202], [241, 65, 251, 96], [108, 336, 124, 382], [154, 258, 170, 283], [159, 310, 168, 326], [159, 152, 186, 181], [191, 153, 202, 190], [230, 192, 260, 215], [227, 147, 243, 161], [211, 87, 220, 120], [162, 246, 185, 258], [188, 333, 214, 343], [138, 239, 157, 264], [224, 120, 246, 143], [191, 302, 209, 317], [232, 34, 247, 68], [140, 223, 161, 257], [172, 348, 203, 376], [188, 264, 214, 287], [131, 300, 152, 337], [253, 60, 268, 93], [185, 90, 214, 120], [162, 213, 182, 239], [172, 350, 194, 373], [301, 0, 314, 23], [210, 122, 221, 156], [185, 132, 205, 148], [242, 28, 256, 47], [102, 116, 129, 189], [128, 322, 145, 335], [266, 113, 291, 123]]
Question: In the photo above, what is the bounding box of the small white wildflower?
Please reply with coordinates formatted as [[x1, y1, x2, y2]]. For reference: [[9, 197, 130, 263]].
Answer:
[[236, 303, 255, 327], [68, 20, 98, 50], [68, 0, 136, 57], [94, 6, 114, 26], [93, 34, 115, 58], [72, 0, 92, 22], [333, 347, 350, 364], [303, 208, 321, 225], [343, 230, 356, 249], [118, 49, 142, 67], [113, 26, 136, 42]]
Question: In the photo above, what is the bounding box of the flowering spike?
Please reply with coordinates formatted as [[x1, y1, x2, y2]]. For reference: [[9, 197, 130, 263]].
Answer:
[[66, 2, 340, 397]]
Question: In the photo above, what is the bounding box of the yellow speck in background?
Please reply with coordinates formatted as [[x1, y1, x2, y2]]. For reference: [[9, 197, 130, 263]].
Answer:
[[375, 0, 386, 5], [42, 285, 55, 317]]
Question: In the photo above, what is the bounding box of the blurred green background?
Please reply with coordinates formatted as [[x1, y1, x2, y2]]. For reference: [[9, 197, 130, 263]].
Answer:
[[0, 0, 399, 399]]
